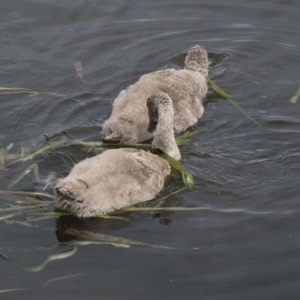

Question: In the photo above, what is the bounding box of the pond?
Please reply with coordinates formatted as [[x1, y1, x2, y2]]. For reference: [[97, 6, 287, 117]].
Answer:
[[1, 0, 300, 299]]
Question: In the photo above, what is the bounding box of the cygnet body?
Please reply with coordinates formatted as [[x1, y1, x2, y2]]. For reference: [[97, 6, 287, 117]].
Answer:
[[102, 45, 208, 143], [54, 93, 180, 218]]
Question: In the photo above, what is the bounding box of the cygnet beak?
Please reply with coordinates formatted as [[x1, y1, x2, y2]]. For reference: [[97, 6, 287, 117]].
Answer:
[[147, 120, 158, 133]]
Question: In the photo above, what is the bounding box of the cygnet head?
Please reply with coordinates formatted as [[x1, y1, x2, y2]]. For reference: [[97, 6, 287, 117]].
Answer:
[[147, 92, 181, 160], [102, 116, 137, 143], [184, 45, 208, 76], [55, 178, 86, 216]]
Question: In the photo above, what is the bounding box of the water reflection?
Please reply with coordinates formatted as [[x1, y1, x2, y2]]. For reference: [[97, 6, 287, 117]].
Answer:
[[55, 208, 176, 242], [55, 214, 131, 243]]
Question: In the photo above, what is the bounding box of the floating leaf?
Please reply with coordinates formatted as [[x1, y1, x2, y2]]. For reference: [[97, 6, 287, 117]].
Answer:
[[206, 77, 261, 127], [74, 61, 84, 81], [290, 87, 300, 104], [0, 288, 27, 294]]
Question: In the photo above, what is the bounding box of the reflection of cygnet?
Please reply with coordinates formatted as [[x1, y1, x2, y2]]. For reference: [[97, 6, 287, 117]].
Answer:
[[102, 45, 209, 143], [54, 93, 180, 218]]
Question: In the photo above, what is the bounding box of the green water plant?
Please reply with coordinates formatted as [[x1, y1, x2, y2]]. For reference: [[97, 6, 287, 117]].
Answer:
[[122, 206, 209, 212], [3, 128, 202, 191], [0, 190, 53, 199], [0, 245, 77, 273], [40, 274, 84, 291], [206, 77, 261, 127], [0, 288, 27, 295], [7, 163, 40, 190], [0, 223, 200, 275], [156, 151, 194, 188], [290, 87, 300, 104]]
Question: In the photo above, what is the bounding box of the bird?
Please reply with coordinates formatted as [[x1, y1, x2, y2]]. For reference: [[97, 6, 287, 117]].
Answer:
[[54, 92, 180, 218], [102, 44, 208, 143]]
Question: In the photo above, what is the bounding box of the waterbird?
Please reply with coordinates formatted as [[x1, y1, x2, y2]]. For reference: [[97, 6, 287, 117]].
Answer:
[[102, 45, 208, 143]]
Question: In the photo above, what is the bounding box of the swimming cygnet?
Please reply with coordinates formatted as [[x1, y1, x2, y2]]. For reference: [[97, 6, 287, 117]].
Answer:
[[102, 44, 209, 143], [54, 92, 180, 218]]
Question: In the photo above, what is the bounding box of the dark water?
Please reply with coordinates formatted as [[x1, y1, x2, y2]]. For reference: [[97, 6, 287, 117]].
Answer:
[[1, 0, 300, 299]]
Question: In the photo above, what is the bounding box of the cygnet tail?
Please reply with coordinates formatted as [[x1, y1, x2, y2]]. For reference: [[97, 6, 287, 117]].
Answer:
[[184, 45, 208, 76]]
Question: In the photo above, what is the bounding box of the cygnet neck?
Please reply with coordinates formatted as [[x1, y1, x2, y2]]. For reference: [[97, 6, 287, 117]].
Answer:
[[147, 92, 181, 160]]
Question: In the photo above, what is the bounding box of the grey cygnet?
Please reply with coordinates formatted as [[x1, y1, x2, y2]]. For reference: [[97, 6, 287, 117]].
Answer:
[[102, 45, 209, 143]]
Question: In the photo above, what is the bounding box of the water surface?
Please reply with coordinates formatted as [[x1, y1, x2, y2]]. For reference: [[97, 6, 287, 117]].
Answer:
[[1, 0, 300, 299]]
